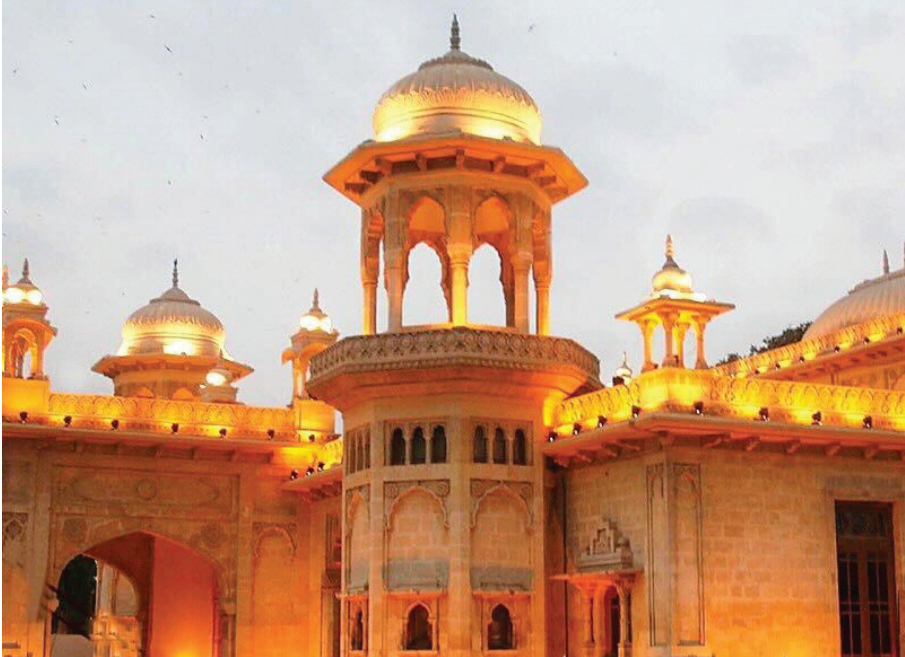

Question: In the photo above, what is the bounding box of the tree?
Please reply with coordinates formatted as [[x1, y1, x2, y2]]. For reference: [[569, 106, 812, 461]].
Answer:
[[716, 321, 812, 366]]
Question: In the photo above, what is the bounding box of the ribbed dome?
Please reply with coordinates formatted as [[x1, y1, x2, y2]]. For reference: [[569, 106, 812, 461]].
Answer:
[[372, 16, 542, 144], [118, 266, 226, 358], [804, 264, 905, 340]]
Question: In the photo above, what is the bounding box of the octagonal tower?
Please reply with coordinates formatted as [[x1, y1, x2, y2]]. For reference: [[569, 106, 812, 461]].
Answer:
[[313, 17, 596, 657]]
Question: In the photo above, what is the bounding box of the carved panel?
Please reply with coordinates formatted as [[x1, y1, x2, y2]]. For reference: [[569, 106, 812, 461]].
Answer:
[[470, 480, 533, 528], [384, 480, 450, 529], [646, 464, 668, 647], [2, 460, 33, 504]]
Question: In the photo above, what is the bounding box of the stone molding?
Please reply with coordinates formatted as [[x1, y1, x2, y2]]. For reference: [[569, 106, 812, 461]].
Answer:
[[576, 519, 634, 573], [309, 327, 600, 384]]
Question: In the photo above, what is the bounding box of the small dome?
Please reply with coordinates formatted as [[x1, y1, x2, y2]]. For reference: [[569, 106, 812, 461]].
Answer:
[[299, 289, 334, 334], [118, 262, 226, 358], [804, 248, 905, 340], [373, 16, 542, 144], [614, 352, 633, 382], [3, 259, 45, 306], [651, 235, 694, 296]]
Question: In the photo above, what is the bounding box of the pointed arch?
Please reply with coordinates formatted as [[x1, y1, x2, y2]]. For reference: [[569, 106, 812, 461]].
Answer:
[[403, 242, 450, 326]]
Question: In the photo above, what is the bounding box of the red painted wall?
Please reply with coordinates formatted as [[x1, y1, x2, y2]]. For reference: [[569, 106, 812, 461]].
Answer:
[[149, 537, 216, 657]]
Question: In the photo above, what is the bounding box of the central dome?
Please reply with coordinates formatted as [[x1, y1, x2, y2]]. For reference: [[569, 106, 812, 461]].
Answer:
[[372, 16, 542, 144], [118, 264, 226, 359]]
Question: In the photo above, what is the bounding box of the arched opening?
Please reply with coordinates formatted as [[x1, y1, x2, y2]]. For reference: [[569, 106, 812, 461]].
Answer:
[[404, 243, 448, 327], [493, 427, 508, 464], [390, 428, 406, 466], [473, 426, 488, 463], [469, 243, 507, 327], [430, 425, 447, 464], [51, 532, 218, 657], [603, 588, 630, 656], [355, 436, 365, 473], [7, 330, 36, 378], [410, 427, 427, 465], [351, 608, 364, 651], [487, 604, 514, 650], [513, 429, 528, 465], [405, 604, 432, 650]]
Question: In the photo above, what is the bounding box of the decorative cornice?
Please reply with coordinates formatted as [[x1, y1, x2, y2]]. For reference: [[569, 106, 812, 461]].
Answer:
[[308, 327, 600, 388]]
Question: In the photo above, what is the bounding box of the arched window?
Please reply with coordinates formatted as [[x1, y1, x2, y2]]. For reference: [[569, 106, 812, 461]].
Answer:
[[431, 425, 447, 464], [390, 428, 406, 466], [364, 434, 371, 469], [487, 604, 514, 650], [473, 426, 488, 463], [513, 429, 528, 465], [356, 436, 365, 472], [348, 435, 357, 473], [351, 608, 364, 651], [493, 428, 507, 464], [405, 604, 432, 650], [411, 427, 427, 464]]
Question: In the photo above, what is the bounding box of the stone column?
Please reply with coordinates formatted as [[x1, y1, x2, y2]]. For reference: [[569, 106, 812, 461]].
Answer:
[[511, 253, 532, 333], [694, 318, 709, 369], [382, 191, 406, 332], [661, 313, 677, 368], [642, 320, 656, 372], [592, 587, 606, 657], [617, 584, 630, 657], [675, 322, 690, 369], [581, 589, 595, 657], [449, 246, 472, 327]]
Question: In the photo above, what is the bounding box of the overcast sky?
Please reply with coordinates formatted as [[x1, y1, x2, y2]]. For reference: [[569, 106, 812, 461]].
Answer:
[[4, 1, 904, 405]]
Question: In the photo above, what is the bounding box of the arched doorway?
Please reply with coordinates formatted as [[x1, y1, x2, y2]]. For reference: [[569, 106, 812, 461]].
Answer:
[[51, 532, 219, 657]]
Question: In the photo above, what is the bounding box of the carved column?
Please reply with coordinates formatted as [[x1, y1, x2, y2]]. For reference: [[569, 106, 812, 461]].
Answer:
[[361, 209, 381, 335], [617, 584, 630, 657], [532, 208, 552, 336], [592, 587, 606, 657], [661, 313, 678, 368], [581, 589, 595, 657], [693, 317, 709, 369], [447, 186, 473, 327], [511, 253, 532, 334], [642, 320, 656, 372], [675, 322, 690, 369], [383, 193, 406, 332]]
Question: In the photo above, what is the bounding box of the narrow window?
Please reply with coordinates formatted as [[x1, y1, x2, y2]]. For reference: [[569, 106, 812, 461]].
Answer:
[[431, 425, 447, 464], [487, 604, 514, 650], [405, 604, 432, 650], [390, 428, 406, 466], [513, 429, 528, 465], [351, 608, 364, 651], [473, 426, 488, 463], [493, 428, 507, 464], [835, 501, 897, 657], [356, 436, 365, 473], [364, 433, 371, 469], [411, 427, 427, 465]]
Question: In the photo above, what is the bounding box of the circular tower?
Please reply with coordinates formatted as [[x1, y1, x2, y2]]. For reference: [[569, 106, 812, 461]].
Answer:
[[312, 17, 597, 657]]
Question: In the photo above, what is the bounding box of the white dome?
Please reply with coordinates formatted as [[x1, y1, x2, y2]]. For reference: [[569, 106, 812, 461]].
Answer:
[[804, 266, 905, 340], [118, 270, 226, 359], [372, 17, 542, 144]]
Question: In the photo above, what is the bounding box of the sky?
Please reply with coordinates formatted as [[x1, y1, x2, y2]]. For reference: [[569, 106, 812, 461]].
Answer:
[[3, 1, 904, 406]]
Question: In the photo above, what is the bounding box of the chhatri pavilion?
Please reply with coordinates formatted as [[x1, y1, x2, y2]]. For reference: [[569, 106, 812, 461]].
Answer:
[[3, 16, 904, 657]]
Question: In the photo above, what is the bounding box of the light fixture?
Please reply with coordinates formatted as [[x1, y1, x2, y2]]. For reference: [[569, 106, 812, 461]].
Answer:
[[63, 415, 73, 428], [864, 336, 871, 344], [305, 466, 315, 476], [834, 345, 841, 353], [862, 415, 873, 430], [25, 289, 43, 305], [110, 419, 119, 430], [308, 434, 316, 443], [631, 405, 641, 419], [267, 428, 275, 440], [19, 411, 28, 423], [317, 462, 325, 472], [547, 432, 557, 443], [205, 369, 229, 387], [597, 415, 607, 428], [612, 376, 625, 386], [171, 422, 179, 434], [811, 411, 822, 426], [693, 401, 704, 415], [219, 428, 228, 438], [572, 423, 581, 436], [798, 356, 806, 363], [4, 287, 25, 304], [289, 469, 299, 481], [758, 407, 770, 422]]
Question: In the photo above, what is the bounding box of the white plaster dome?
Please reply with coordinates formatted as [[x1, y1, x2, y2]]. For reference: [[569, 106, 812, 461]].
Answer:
[[372, 16, 542, 145], [651, 236, 694, 296], [804, 258, 905, 340], [118, 267, 226, 359]]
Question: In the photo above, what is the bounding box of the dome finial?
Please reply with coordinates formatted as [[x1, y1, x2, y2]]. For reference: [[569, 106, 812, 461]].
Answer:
[[312, 287, 320, 311], [172, 258, 179, 288], [665, 235, 675, 260], [883, 249, 890, 275], [450, 14, 461, 51], [22, 258, 30, 281]]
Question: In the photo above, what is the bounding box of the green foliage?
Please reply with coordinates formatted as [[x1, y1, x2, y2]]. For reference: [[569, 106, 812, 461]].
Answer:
[[716, 322, 812, 366]]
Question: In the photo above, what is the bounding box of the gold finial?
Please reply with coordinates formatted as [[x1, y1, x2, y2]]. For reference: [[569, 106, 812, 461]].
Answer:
[[665, 235, 675, 259], [312, 288, 320, 311], [172, 258, 179, 288], [450, 14, 461, 51], [22, 258, 30, 279], [882, 249, 889, 275]]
